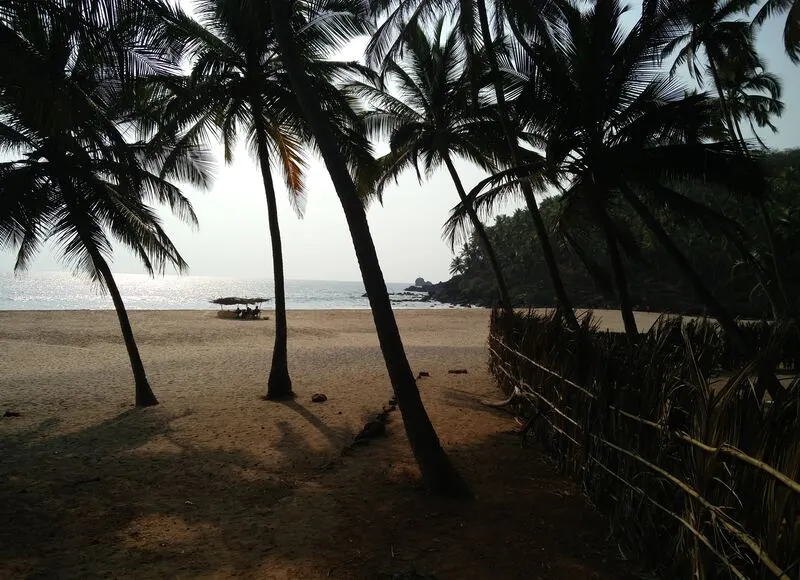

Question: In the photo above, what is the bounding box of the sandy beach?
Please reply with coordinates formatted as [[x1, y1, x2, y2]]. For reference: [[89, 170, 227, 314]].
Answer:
[[0, 309, 653, 579]]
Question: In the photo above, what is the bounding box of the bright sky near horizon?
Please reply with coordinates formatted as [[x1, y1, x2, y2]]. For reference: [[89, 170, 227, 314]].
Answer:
[[2, 4, 799, 284]]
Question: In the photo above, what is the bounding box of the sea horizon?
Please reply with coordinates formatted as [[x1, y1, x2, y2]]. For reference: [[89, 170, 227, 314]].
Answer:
[[0, 271, 455, 311]]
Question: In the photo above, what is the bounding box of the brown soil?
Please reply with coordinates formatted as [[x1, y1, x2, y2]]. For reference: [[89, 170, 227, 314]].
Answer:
[[0, 309, 642, 579]]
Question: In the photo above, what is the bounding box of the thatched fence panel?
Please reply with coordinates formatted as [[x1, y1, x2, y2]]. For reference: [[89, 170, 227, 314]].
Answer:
[[488, 309, 800, 579]]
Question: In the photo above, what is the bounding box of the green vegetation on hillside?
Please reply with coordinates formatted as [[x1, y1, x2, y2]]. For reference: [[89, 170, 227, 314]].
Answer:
[[449, 149, 800, 318]]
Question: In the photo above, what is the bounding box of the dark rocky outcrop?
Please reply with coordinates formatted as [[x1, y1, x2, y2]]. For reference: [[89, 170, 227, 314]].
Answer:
[[360, 277, 476, 307], [423, 277, 476, 307], [403, 276, 434, 292], [398, 276, 476, 307]]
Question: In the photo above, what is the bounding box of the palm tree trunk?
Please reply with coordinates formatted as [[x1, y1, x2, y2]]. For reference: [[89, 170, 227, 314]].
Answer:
[[252, 107, 293, 400], [621, 183, 784, 400], [475, 0, 579, 331], [726, 232, 780, 318], [62, 181, 158, 407], [270, 0, 470, 499], [725, 115, 788, 317], [93, 256, 158, 407], [709, 57, 791, 319], [708, 56, 737, 143], [619, 184, 744, 338], [507, 19, 635, 336], [441, 151, 512, 313], [598, 209, 638, 338], [754, 197, 792, 317]]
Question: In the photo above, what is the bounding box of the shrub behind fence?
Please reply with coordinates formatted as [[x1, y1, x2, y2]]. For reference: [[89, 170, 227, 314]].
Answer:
[[488, 309, 800, 579]]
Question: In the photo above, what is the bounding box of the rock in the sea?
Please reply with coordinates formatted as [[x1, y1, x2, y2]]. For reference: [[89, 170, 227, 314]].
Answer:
[[447, 369, 468, 374], [3, 410, 21, 418], [417, 371, 430, 378], [311, 393, 328, 403], [396, 274, 477, 307], [404, 277, 435, 292]]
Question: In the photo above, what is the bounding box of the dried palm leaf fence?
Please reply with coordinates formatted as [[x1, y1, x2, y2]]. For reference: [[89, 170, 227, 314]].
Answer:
[[488, 309, 800, 579]]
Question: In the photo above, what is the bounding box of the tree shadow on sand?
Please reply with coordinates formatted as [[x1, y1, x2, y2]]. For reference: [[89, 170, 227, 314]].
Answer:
[[277, 399, 353, 449], [0, 396, 635, 580], [254, 402, 638, 580], [440, 387, 503, 413], [0, 404, 357, 579]]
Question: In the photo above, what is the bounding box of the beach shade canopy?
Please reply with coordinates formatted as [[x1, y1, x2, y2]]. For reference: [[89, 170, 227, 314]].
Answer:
[[211, 297, 271, 306]]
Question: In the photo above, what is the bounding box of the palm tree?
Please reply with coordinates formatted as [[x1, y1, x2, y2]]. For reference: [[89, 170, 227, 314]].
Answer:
[[269, 0, 471, 498], [752, 0, 800, 62], [350, 19, 512, 311], [157, 0, 302, 401], [716, 60, 794, 317], [449, 254, 467, 276], [474, 0, 581, 329], [0, 0, 212, 407], [365, 0, 581, 330], [666, 0, 792, 318], [663, 2, 760, 145], [665, 0, 760, 85], [719, 63, 784, 149], [156, 0, 373, 400], [449, 0, 766, 344], [664, 1, 789, 154]]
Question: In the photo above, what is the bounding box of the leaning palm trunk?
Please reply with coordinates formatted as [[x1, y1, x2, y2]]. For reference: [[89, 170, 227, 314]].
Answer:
[[441, 151, 512, 313], [253, 110, 293, 400], [474, 0, 579, 331], [753, 196, 791, 317], [620, 184, 742, 340], [270, 0, 470, 498], [729, 117, 789, 317], [63, 182, 158, 407], [621, 183, 784, 402], [598, 208, 638, 338], [95, 253, 159, 407]]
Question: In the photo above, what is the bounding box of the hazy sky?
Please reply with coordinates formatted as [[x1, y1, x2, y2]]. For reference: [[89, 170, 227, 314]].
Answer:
[[2, 7, 798, 284]]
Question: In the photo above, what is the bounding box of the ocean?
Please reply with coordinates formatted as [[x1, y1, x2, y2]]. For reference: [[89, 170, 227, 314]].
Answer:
[[0, 271, 453, 311]]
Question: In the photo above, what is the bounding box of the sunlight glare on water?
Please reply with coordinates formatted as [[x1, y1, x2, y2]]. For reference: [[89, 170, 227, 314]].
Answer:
[[0, 272, 454, 310]]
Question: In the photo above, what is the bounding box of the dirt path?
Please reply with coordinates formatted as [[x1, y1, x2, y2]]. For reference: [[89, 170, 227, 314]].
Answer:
[[260, 375, 636, 580], [0, 310, 636, 579]]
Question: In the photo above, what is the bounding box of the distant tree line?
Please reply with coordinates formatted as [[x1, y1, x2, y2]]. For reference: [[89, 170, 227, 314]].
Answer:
[[448, 149, 800, 318]]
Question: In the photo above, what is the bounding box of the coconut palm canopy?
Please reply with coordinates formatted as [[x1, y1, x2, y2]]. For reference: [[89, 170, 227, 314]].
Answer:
[[210, 297, 271, 306]]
